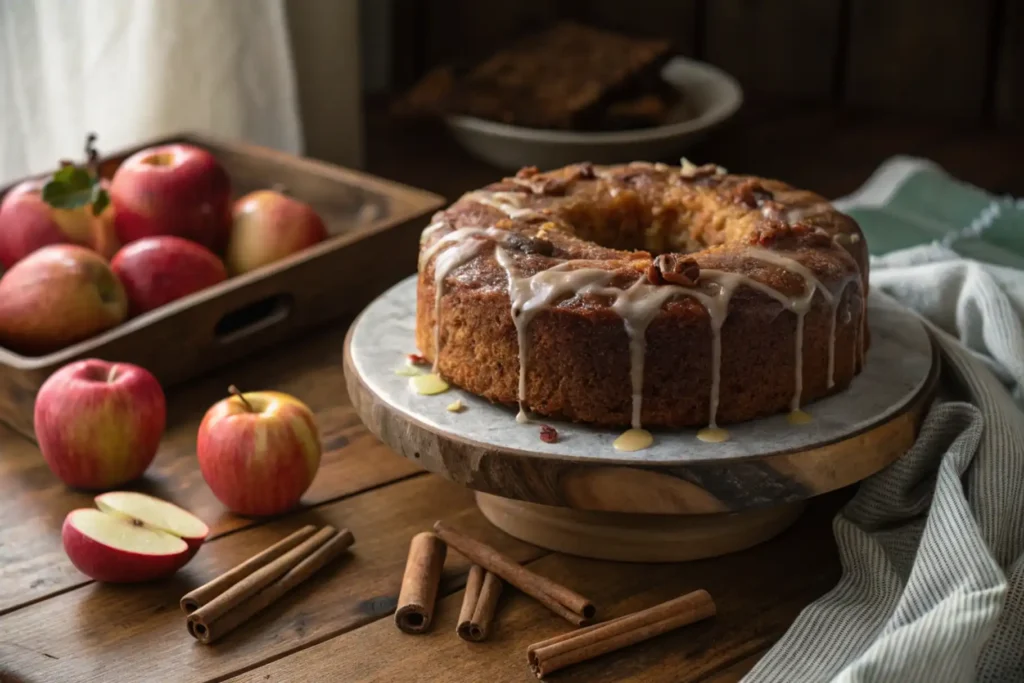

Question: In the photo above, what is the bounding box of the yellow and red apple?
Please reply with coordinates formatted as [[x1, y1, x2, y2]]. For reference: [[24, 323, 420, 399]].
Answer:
[[226, 190, 327, 274], [197, 388, 321, 516], [0, 245, 127, 355], [110, 143, 232, 253], [63, 492, 208, 582], [0, 177, 118, 268], [34, 359, 166, 489], [111, 236, 227, 316]]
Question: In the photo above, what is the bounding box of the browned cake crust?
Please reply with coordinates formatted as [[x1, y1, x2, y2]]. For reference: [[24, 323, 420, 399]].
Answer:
[[416, 162, 869, 429]]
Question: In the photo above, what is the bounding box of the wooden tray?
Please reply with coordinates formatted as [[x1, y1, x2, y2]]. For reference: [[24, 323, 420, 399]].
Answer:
[[0, 133, 444, 439]]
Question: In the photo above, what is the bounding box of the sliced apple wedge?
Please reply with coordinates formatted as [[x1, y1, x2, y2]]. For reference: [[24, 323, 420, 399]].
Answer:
[[95, 491, 209, 555]]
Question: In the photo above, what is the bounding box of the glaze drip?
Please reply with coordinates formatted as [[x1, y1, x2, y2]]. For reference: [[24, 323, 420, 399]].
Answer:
[[495, 247, 614, 418], [423, 226, 506, 370], [744, 248, 836, 411]]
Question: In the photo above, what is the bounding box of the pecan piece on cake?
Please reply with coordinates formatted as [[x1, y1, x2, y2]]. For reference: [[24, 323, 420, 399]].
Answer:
[[646, 254, 700, 286]]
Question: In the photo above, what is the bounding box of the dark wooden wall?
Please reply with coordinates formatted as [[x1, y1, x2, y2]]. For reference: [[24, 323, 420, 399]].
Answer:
[[388, 0, 1023, 127]]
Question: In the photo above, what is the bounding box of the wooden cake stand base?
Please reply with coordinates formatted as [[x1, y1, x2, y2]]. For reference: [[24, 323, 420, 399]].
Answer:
[[475, 493, 807, 562], [344, 277, 938, 563]]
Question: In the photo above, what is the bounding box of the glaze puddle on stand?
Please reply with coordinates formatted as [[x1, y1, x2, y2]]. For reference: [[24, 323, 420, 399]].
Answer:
[[787, 410, 813, 425], [410, 374, 450, 395], [696, 427, 730, 443], [614, 428, 653, 452]]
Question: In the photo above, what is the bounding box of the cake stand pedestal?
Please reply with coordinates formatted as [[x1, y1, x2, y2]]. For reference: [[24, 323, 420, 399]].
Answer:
[[344, 276, 938, 562]]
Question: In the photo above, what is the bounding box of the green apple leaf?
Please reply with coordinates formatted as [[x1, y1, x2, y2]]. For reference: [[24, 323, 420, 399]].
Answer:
[[42, 183, 91, 210], [51, 165, 92, 190], [42, 165, 106, 212], [90, 184, 110, 216]]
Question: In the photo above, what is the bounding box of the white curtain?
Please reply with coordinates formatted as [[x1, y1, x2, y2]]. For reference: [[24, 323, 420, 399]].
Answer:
[[0, 0, 303, 184]]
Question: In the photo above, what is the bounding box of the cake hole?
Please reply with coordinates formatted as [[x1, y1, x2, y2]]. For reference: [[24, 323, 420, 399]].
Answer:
[[582, 604, 597, 620], [558, 199, 712, 255], [404, 613, 424, 628], [194, 623, 207, 635], [413, 452, 421, 459]]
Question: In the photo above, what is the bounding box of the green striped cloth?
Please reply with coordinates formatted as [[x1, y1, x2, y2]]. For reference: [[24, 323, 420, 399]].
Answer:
[[834, 156, 1024, 267], [745, 159, 1024, 682]]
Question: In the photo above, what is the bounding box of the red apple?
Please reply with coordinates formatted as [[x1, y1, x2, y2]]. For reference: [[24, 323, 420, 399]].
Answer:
[[197, 388, 321, 516], [0, 177, 118, 268], [110, 144, 232, 252], [62, 493, 208, 582], [111, 236, 227, 316], [34, 359, 166, 489], [226, 190, 328, 274], [0, 245, 127, 355]]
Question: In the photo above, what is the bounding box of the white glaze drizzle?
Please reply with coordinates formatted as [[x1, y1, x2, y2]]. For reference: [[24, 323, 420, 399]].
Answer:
[[463, 191, 545, 220], [420, 220, 447, 247], [421, 190, 867, 432], [744, 248, 836, 411], [827, 278, 860, 388], [495, 247, 616, 421], [610, 280, 717, 428], [423, 226, 507, 370]]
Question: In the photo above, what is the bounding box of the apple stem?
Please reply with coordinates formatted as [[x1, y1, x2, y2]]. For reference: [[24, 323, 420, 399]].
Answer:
[[106, 365, 119, 384], [271, 183, 290, 196], [84, 133, 100, 177], [228, 385, 254, 412]]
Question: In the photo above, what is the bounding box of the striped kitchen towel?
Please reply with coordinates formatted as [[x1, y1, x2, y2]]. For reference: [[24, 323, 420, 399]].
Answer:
[[743, 160, 1024, 682]]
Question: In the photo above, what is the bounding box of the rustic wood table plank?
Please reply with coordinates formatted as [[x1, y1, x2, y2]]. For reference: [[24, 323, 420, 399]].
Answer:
[[0, 475, 547, 683], [0, 321, 421, 616], [229, 493, 844, 683]]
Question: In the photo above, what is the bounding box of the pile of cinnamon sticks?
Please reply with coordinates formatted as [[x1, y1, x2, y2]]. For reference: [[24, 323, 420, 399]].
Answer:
[[396, 520, 717, 678], [181, 524, 354, 644]]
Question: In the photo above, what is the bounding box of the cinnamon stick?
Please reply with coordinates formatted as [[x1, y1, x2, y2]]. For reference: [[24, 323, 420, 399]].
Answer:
[[526, 589, 717, 678], [433, 521, 595, 625], [180, 525, 318, 613], [457, 565, 503, 642], [188, 528, 354, 644], [395, 532, 447, 634], [188, 526, 337, 629]]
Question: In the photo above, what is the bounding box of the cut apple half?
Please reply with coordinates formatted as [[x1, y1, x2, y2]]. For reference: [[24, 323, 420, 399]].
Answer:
[[95, 491, 209, 554], [62, 492, 209, 582], [63, 508, 192, 583]]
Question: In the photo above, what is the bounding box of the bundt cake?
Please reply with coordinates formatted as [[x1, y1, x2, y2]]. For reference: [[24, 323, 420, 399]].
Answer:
[[415, 161, 868, 435]]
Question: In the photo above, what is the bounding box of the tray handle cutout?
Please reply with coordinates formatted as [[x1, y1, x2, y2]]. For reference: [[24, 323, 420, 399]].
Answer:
[[215, 294, 294, 345]]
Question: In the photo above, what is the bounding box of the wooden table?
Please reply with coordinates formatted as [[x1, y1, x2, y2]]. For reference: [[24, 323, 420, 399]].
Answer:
[[1, 104, 1021, 683]]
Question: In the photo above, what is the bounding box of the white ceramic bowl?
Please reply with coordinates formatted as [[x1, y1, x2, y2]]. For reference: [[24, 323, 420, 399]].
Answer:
[[444, 56, 743, 171]]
